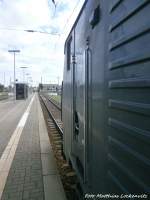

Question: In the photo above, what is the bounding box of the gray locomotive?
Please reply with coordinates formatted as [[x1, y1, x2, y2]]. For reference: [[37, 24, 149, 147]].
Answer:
[[62, 0, 150, 196]]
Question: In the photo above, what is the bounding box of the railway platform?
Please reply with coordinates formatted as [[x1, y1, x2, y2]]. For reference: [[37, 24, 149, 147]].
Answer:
[[0, 94, 66, 200]]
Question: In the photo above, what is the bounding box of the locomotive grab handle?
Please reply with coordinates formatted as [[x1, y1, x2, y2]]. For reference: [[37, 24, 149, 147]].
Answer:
[[75, 111, 79, 136], [84, 40, 92, 184]]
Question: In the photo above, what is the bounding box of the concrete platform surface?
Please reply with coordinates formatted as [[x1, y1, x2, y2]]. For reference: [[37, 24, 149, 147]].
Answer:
[[0, 94, 66, 200]]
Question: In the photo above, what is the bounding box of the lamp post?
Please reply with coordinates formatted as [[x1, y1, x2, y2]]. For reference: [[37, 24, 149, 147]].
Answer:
[[8, 49, 20, 100], [20, 67, 28, 83]]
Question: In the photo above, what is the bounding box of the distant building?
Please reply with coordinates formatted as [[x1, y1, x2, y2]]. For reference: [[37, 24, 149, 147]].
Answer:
[[57, 85, 62, 95], [40, 84, 59, 93]]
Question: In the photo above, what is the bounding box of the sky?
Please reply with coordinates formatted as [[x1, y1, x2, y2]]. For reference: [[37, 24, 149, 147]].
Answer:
[[0, 0, 85, 86]]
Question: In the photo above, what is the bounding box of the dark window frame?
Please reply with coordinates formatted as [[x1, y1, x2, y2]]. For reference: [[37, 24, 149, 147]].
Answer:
[[67, 36, 72, 71]]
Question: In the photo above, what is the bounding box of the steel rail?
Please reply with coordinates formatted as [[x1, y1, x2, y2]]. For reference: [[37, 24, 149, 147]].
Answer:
[[39, 94, 63, 137], [47, 96, 61, 111], [41, 93, 61, 111]]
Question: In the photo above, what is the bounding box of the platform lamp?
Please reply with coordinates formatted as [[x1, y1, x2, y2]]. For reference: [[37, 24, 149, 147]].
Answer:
[[8, 49, 20, 101]]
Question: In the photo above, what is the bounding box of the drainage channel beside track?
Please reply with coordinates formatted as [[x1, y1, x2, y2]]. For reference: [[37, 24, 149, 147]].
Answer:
[[39, 93, 79, 200]]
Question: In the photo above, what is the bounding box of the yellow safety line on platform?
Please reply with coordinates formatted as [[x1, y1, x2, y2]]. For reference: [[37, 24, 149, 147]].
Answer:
[[0, 95, 35, 199]]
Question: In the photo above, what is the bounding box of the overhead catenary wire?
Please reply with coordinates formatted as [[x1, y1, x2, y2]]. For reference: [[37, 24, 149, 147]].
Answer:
[[61, 0, 81, 34], [0, 1, 83, 39], [47, 0, 57, 17], [0, 1, 83, 59], [47, 0, 82, 35], [0, 27, 23, 32], [53, 0, 82, 50], [0, 27, 60, 35]]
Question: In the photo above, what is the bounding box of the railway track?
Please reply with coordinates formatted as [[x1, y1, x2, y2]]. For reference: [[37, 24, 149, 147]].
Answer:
[[48, 96, 61, 111], [39, 93, 63, 137], [39, 93, 79, 200], [42, 93, 61, 110]]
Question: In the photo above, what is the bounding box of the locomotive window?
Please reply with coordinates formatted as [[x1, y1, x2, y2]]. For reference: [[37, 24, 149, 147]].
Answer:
[[67, 37, 72, 70]]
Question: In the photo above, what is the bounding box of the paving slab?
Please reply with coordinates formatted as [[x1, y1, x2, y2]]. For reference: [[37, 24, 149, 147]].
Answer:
[[43, 175, 67, 200], [40, 141, 52, 154], [41, 153, 58, 175], [0, 94, 66, 200], [0, 97, 32, 159], [1, 95, 44, 200]]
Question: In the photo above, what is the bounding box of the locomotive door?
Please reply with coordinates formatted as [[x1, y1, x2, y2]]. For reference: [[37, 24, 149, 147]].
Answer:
[[72, 36, 91, 184]]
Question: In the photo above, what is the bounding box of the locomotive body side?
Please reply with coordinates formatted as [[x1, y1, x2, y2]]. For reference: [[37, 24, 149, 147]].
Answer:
[[63, 0, 150, 195], [63, 0, 108, 193]]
